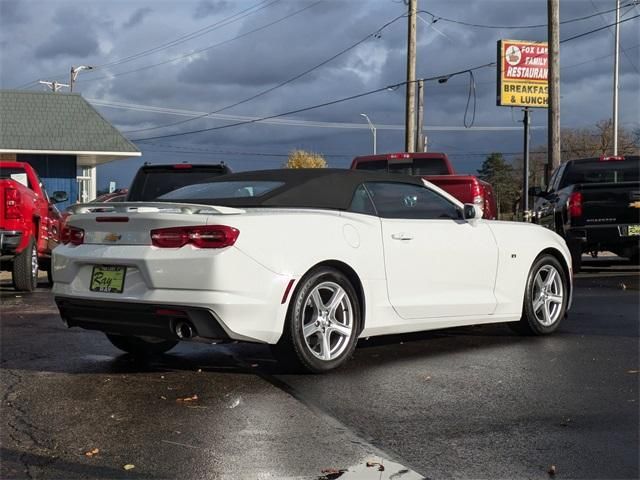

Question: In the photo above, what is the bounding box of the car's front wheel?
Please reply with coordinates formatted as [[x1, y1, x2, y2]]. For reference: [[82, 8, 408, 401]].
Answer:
[[274, 267, 361, 373], [106, 334, 178, 356], [511, 254, 569, 335]]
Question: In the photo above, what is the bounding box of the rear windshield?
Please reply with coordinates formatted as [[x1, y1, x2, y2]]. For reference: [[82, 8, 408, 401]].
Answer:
[[131, 169, 227, 201], [0, 167, 30, 188], [560, 159, 640, 188], [158, 181, 284, 201], [355, 158, 449, 176]]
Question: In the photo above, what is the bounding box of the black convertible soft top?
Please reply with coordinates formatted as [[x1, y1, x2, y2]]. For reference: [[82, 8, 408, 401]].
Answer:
[[158, 168, 425, 210]]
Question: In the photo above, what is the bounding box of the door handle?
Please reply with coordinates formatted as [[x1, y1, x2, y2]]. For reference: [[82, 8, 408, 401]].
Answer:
[[391, 233, 413, 241]]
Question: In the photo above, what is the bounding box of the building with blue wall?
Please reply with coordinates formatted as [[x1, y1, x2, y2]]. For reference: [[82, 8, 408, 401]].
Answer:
[[0, 90, 140, 210]]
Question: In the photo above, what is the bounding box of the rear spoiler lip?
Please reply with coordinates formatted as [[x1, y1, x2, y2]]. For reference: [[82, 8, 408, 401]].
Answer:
[[68, 202, 245, 215]]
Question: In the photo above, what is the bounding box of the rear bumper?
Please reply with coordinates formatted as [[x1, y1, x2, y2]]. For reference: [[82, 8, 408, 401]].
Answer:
[[0, 230, 22, 256], [568, 224, 640, 255], [55, 297, 231, 342]]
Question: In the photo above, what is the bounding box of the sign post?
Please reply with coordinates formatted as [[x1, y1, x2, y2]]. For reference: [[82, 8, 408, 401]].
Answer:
[[497, 39, 548, 219]]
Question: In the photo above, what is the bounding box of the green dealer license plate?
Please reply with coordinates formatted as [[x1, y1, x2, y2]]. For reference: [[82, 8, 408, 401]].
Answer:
[[629, 225, 640, 236], [90, 265, 126, 293]]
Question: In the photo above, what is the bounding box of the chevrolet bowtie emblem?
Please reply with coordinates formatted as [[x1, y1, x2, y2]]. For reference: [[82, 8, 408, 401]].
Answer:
[[629, 201, 640, 209], [104, 233, 122, 242]]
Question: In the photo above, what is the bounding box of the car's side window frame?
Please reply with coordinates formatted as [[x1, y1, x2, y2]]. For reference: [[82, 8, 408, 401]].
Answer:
[[362, 181, 462, 220], [347, 183, 378, 216]]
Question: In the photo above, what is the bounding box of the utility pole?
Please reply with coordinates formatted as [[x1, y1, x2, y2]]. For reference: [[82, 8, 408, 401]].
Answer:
[[547, 0, 561, 181], [416, 79, 425, 152], [612, 0, 620, 155], [404, 0, 418, 152], [39, 80, 69, 92], [522, 108, 531, 217]]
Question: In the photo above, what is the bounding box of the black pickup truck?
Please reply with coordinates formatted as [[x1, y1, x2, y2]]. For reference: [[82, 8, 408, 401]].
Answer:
[[531, 155, 640, 271], [126, 162, 231, 201]]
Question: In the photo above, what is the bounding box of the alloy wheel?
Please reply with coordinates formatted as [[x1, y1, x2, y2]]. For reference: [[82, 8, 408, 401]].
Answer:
[[302, 281, 353, 361], [531, 264, 564, 326]]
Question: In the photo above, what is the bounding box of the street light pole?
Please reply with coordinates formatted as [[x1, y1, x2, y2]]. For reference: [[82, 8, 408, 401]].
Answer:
[[612, 0, 620, 155], [360, 114, 377, 155], [70, 65, 94, 92]]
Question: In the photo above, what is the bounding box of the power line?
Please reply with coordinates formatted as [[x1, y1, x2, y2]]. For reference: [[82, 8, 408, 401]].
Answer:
[[418, 1, 636, 29], [79, 1, 323, 84], [91, 97, 540, 131], [588, 0, 640, 73], [123, 11, 408, 134], [96, 0, 278, 69], [12, 0, 278, 89], [130, 63, 496, 142]]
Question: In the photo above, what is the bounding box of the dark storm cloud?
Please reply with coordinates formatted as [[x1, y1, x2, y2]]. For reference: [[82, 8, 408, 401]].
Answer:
[[2, 0, 637, 187], [34, 6, 100, 59], [0, 0, 29, 24], [123, 7, 153, 29], [194, 0, 230, 19]]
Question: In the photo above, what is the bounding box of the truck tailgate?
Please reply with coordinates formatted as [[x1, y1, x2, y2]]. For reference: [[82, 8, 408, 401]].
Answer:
[[576, 182, 640, 227]]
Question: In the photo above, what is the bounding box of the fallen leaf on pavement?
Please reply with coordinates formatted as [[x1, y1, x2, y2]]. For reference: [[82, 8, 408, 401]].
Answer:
[[320, 467, 346, 479], [176, 394, 198, 403], [548, 465, 556, 476], [123, 464, 135, 471], [84, 448, 99, 457], [366, 461, 385, 471]]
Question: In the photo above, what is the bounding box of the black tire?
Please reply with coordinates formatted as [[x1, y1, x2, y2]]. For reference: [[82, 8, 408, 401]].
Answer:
[[273, 267, 361, 373], [510, 254, 569, 335], [12, 237, 38, 292], [106, 334, 178, 356], [569, 242, 582, 273]]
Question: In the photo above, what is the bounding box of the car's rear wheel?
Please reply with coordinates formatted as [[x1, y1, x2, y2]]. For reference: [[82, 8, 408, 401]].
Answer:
[[106, 334, 178, 356], [12, 237, 38, 292], [511, 254, 568, 335], [274, 267, 361, 373]]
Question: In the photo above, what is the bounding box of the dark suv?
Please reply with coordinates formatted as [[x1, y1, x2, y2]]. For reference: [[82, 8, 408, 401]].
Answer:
[[127, 163, 231, 201]]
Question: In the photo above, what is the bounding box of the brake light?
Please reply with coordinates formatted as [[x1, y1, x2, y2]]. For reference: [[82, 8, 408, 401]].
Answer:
[[568, 192, 583, 217], [388, 153, 410, 159], [173, 164, 193, 169], [599, 155, 624, 161], [61, 226, 85, 245], [471, 181, 484, 206], [4, 187, 21, 219], [150, 225, 239, 248]]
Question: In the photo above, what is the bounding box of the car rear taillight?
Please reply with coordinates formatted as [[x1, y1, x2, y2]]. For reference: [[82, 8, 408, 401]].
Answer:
[[568, 192, 583, 218], [150, 225, 239, 248], [173, 164, 193, 169], [61, 226, 84, 245], [599, 155, 624, 161], [4, 187, 21, 219], [471, 182, 484, 208]]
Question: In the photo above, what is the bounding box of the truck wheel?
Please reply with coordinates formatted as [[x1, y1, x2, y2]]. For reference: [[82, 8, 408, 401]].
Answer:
[[568, 242, 582, 273], [12, 237, 38, 292], [106, 334, 178, 356]]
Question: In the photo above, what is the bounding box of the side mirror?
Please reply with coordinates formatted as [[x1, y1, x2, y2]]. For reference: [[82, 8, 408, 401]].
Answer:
[[463, 203, 481, 220], [528, 186, 544, 197], [51, 191, 68, 204]]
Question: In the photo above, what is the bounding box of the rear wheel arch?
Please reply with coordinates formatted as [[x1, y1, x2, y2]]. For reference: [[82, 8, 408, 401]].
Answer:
[[307, 260, 365, 335]]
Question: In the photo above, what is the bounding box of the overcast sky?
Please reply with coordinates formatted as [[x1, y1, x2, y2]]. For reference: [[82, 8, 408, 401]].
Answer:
[[1, 0, 638, 189]]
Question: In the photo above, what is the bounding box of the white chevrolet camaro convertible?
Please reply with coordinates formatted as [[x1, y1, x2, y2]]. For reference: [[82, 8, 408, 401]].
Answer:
[[54, 169, 572, 372]]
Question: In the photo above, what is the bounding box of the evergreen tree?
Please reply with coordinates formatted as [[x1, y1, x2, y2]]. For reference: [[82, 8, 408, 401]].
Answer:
[[477, 153, 519, 219]]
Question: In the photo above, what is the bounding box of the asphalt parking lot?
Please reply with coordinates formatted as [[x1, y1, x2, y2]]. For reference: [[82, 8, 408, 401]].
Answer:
[[1, 258, 638, 480]]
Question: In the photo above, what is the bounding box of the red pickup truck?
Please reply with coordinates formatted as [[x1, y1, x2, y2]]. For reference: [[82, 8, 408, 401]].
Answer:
[[351, 152, 497, 219], [1, 161, 68, 291]]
